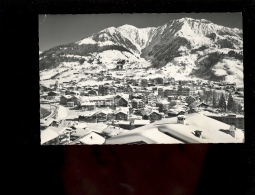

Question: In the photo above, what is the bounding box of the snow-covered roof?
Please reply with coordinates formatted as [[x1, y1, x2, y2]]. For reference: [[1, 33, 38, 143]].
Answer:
[[71, 128, 92, 137], [41, 128, 59, 144], [106, 127, 183, 144], [115, 107, 129, 114], [86, 123, 108, 133], [79, 111, 98, 117], [79, 132, 105, 145], [106, 113, 243, 144], [133, 120, 150, 125], [115, 120, 131, 125], [61, 95, 72, 99], [80, 102, 95, 106], [50, 127, 67, 135], [73, 123, 88, 129]]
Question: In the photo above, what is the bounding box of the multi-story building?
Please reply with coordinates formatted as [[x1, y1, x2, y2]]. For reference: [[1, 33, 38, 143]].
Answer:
[[164, 88, 178, 97], [205, 113, 244, 129], [177, 85, 195, 96]]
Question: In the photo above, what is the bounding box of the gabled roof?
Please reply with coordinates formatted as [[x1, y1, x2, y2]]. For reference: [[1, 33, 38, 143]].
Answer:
[[96, 110, 108, 115], [71, 95, 80, 99], [41, 128, 59, 144], [115, 120, 130, 125], [79, 132, 105, 145], [73, 123, 88, 129], [50, 127, 67, 135], [71, 128, 92, 137], [80, 102, 95, 106], [156, 100, 169, 104], [134, 120, 150, 125], [86, 123, 108, 133], [79, 110, 98, 117], [115, 110, 128, 115], [148, 111, 161, 116], [132, 98, 144, 103], [70, 90, 80, 94], [115, 106, 129, 113], [61, 95, 72, 99]]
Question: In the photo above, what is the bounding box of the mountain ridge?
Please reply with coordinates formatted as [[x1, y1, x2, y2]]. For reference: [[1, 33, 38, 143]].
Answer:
[[39, 17, 243, 86]]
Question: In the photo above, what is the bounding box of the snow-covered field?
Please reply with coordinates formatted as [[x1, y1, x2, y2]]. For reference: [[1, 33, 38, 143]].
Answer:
[[213, 58, 243, 86]]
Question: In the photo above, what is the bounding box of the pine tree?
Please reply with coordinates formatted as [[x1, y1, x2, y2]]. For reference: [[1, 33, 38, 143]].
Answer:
[[227, 93, 236, 112], [218, 93, 226, 112]]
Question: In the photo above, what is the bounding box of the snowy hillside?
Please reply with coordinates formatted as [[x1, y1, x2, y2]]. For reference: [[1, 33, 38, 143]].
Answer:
[[40, 17, 243, 86]]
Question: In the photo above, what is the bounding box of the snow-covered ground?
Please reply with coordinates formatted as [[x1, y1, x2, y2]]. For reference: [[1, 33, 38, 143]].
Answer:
[[213, 58, 243, 86]]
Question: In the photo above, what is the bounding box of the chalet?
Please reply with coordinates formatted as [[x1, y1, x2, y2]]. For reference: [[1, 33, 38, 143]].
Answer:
[[78, 111, 98, 123], [189, 101, 209, 110], [60, 95, 72, 105], [70, 95, 80, 106], [132, 99, 144, 109], [132, 93, 144, 100], [128, 114, 143, 123], [67, 102, 74, 107], [51, 127, 70, 145], [69, 91, 80, 96], [156, 100, 170, 112], [102, 126, 122, 138], [185, 96, 196, 105], [80, 102, 96, 111], [67, 86, 75, 91], [48, 91, 60, 97], [142, 110, 162, 122], [88, 89, 98, 96], [108, 87, 117, 94], [59, 89, 66, 95], [115, 97, 128, 107], [167, 109, 186, 117], [96, 111, 108, 122], [115, 110, 128, 120], [167, 96, 178, 102], [98, 85, 109, 96], [115, 121, 131, 130], [149, 111, 162, 122], [82, 91, 89, 96]]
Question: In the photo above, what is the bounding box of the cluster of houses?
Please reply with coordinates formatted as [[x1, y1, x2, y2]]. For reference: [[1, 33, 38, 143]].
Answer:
[[40, 69, 244, 145]]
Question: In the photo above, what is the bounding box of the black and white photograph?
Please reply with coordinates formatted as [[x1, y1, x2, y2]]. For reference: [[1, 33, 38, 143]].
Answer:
[[39, 13, 244, 145]]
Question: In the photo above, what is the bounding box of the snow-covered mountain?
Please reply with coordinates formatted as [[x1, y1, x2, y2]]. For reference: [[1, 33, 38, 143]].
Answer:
[[40, 17, 243, 85]]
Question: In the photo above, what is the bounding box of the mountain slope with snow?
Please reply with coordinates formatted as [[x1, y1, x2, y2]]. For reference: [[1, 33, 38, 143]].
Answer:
[[40, 17, 243, 86]]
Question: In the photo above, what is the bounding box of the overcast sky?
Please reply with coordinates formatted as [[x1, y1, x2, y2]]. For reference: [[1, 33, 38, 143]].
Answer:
[[39, 13, 242, 51]]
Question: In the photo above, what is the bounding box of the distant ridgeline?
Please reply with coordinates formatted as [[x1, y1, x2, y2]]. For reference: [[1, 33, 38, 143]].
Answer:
[[40, 17, 243, 83]]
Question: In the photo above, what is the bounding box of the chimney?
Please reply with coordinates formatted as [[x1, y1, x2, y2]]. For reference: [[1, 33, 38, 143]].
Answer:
[[177, 115, 186, 125], [229, 124, 236, 138]]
